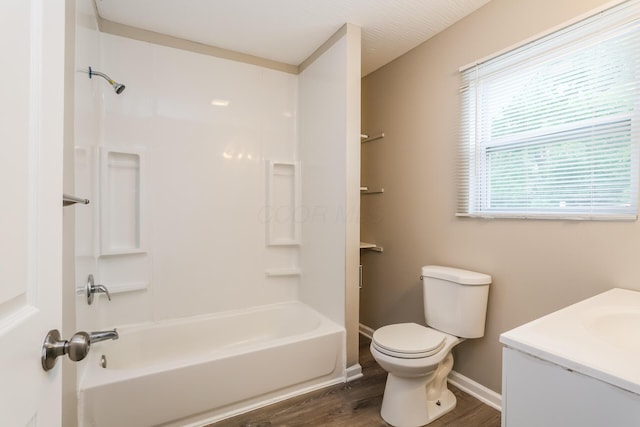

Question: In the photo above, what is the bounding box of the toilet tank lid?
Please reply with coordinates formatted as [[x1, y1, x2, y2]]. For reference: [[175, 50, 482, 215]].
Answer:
[[421, 265, 491, 285]]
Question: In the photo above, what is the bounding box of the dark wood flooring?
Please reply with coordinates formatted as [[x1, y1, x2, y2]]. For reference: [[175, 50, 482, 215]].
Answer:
[[209, 335, 501, 427]]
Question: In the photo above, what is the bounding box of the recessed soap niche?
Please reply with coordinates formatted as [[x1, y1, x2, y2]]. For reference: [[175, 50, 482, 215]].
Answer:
[[265, 161, 301, 277], [100, 147, 146, 255], [98, 147, 150, 294], [266, 161, 300, 246]]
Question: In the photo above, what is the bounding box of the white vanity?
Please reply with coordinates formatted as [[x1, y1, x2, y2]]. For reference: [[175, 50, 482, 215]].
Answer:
[[500, 288, 640, 427]]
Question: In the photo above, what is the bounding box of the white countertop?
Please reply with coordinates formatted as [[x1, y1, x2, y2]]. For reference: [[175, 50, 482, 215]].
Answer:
[[500, 288, 640, 396]]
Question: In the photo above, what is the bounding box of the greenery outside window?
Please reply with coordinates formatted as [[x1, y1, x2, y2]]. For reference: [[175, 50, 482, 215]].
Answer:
[[458, 0, 640, 220]]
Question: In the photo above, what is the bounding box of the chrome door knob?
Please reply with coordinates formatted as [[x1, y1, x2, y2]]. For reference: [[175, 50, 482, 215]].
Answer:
[[41, 330, 91, 371], [66, 331, 91, 361]]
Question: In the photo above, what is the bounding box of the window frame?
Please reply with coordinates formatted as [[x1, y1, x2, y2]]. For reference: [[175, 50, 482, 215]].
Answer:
[[457, 0, 640, 221]]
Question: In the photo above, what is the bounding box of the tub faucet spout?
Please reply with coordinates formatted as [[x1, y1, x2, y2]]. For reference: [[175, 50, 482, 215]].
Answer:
[[89, 329, 119, 344]]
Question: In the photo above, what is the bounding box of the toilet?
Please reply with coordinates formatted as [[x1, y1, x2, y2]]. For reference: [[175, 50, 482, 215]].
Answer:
[[370, 265, 491, 427]]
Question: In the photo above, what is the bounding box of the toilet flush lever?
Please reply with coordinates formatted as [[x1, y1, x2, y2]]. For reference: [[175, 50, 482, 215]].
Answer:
[[86, 274, 112, 305]]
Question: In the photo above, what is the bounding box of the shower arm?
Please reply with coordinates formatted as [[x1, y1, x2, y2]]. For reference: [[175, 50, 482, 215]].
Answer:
[[89, 67, 115, 84], [87, 66, 126, 94]]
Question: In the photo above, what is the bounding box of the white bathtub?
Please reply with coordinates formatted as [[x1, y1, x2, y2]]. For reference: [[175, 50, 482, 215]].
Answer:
[[78, 301, 345, 427]]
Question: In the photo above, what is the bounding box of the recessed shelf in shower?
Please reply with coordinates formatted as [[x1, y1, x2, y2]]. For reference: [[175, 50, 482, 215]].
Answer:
[[99, 147, 146, 255], [266, 161, 300, 246]]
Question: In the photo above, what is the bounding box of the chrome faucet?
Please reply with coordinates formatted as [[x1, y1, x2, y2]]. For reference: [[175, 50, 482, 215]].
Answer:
[[86, 274, 112, 305], [89, 329, 119, 344]]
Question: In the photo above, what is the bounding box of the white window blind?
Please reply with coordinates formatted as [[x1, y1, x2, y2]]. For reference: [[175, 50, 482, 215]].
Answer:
[[458, 0, 640, 220]]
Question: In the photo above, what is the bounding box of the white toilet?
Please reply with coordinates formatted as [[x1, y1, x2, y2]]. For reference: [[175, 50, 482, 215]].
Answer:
[[370, 265, 491, 427]]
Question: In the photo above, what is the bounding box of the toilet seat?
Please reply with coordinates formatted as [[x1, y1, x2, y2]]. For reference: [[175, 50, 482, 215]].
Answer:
[[372, 323, 446, 359]]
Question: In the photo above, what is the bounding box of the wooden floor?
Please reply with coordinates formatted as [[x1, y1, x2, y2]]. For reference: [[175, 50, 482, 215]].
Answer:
[[209, 335, 501, 427]]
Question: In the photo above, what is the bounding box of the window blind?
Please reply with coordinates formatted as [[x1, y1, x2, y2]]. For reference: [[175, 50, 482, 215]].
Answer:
[[458, 0, 640, 220]]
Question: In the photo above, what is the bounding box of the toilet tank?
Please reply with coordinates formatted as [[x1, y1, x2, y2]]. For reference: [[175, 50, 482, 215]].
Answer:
[[422, 265, 491, 339]]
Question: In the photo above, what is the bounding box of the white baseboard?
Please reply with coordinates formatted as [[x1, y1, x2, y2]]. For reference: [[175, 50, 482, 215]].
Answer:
[[448, 370, 502, 412], [359, 323, 375, 339], [360, 323, 502, 412], [346, 363, 363, 382]]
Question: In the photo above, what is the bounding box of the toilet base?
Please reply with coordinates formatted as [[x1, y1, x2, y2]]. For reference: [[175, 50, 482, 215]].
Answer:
[[380, 352, 457, 427], [380, 376, 456, 427]]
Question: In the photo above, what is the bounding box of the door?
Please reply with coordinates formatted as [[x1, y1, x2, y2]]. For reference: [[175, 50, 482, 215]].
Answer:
[[0, 0, 66, 425]]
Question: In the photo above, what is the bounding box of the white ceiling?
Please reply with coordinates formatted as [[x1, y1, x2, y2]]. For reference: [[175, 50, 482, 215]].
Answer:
[[95, 0, 491, 76]]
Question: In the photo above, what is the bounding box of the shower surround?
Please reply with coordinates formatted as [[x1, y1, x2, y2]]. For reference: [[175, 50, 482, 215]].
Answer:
[[74, 1, 361, 424]]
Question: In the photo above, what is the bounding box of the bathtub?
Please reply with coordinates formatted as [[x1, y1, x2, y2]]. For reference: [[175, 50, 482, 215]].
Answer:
[[78, 301, 345, 427]]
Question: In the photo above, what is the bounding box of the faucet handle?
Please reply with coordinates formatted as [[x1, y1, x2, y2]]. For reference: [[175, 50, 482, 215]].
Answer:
[[94, 284, 111, 301], [86, 274, 112, 305]]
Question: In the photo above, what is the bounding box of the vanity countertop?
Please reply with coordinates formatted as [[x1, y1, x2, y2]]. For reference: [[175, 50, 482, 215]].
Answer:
[[500, 288, 640, 395]]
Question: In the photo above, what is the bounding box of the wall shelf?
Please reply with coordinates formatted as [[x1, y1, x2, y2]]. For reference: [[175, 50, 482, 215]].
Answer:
[[360, 242, 383, 252], [361, 187, 384, 194], [361, 130, 384, 257], [361, 132, 385, 143]]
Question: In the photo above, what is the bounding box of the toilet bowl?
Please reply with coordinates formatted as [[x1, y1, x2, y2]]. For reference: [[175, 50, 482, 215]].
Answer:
[[371, 323, 461, 426], [371, 266, 491, 427]]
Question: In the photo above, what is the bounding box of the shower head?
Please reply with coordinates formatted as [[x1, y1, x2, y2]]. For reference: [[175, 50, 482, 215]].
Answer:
[[88, 66, 126, 94], [112, 82, 126, 94]]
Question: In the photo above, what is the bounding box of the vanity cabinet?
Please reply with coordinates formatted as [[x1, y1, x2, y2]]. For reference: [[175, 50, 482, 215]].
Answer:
[[501, 347, 640, 427], [500, 289, 640, 427]]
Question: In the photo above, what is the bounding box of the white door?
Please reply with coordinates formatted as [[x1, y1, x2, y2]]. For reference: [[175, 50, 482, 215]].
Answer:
[[0, 0, 66, 425]]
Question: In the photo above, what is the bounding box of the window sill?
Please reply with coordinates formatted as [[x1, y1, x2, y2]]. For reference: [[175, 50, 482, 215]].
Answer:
[[455, 213, 638, 221]]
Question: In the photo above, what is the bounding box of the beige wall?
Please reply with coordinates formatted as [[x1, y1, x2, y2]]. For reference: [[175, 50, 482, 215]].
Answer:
[[360, 0, 636, 393]]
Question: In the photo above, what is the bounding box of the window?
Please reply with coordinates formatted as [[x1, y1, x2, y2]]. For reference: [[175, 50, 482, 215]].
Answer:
[[458, 0, 640, 220]]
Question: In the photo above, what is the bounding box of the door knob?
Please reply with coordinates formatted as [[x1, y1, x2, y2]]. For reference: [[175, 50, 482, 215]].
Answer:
[[41, 329, 90, 371]]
